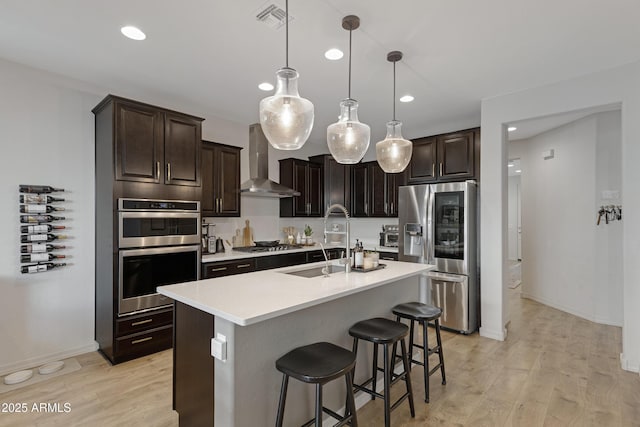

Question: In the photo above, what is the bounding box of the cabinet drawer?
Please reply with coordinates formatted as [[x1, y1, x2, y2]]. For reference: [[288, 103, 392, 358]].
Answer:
[[203, 259, 256, 278], [255, 253, 307, 271], [116, 307, 173, 337], [115, 325, 173, 359]]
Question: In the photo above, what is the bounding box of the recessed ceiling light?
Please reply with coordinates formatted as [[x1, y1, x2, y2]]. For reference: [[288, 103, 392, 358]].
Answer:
[[258, 82, 274, 91], [508, 163, 514, 167], [121, 26, 146, 41], [399, 95, 414, 103], [515, 169, 522, 173], [324, 48, 344, 60], [508, 126, 517, 132]]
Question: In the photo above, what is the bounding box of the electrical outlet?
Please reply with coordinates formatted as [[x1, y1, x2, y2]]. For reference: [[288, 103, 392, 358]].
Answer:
[[211, 333, 227, 361]]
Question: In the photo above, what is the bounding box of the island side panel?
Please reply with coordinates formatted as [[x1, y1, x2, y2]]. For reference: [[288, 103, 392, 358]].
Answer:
[[218, 275, 420, 426], [174, 301, 215, 426]]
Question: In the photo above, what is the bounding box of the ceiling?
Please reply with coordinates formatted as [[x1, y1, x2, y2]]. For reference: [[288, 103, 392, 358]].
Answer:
[[1, 0, 639, 147]]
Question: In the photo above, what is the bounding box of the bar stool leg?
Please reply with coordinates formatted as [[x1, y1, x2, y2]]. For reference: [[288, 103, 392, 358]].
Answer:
[[371, 343, 378, 400], [315, 383, 323, 427], [383, 343, 392, 427], [436, 319, 446, 385], [400, 338, 416, 417], [408, 319, 415, 370], [276, 374, 289, 427], [345, 371, 358, 427], [422, 320, 430, 402]]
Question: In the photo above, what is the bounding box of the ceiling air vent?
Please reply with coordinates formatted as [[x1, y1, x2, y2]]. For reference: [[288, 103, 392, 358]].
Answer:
[[255, 3, 293, 30]]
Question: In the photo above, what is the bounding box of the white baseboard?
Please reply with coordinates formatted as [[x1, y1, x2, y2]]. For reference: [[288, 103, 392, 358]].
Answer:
[[479, 326, 506, 341], [520, 293, 623, 327], [620, 353, 640, 373], [0, 341, 98, 377]]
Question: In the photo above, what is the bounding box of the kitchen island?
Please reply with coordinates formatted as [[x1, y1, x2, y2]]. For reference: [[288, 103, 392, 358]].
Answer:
[[158, 260, 433, 426]]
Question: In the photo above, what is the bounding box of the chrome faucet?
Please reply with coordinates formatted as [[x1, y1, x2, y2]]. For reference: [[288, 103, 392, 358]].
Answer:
[[324, 203, 351, 273], [318, 243, 330, 277]]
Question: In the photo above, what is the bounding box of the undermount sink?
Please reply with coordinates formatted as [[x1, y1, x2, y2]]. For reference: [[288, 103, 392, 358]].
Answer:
[[283, 264, 344, 278]]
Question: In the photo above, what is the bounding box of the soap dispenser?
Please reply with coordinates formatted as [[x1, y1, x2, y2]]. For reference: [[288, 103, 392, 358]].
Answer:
[[354, 239, 364, 268]]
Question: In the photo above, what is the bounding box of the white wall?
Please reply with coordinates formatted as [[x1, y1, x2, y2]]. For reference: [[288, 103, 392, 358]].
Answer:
[[481, 61, 640, 372], [507, 174, 520, 261], [0, 59, 101, 374], [512, 112, 622, 327]]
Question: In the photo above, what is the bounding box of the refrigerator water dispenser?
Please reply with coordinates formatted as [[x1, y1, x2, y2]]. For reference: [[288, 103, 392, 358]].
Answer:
[[404, 223, 423, 257]]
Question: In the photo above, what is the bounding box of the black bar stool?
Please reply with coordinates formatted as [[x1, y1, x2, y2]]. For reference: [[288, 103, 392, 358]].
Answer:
[[392, 302, 446, 403], [275, 341, 358, 427], [348, 317, 415, 427]]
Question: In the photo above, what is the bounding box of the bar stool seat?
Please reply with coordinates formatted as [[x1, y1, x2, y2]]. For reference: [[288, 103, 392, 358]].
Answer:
[[392, 302, 446, 403], [349, 317, 415, 427], [275, 342, 358, 427]]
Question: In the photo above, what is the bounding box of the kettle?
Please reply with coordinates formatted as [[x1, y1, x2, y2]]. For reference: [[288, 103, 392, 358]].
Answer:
[[215, 238, 225, 253]]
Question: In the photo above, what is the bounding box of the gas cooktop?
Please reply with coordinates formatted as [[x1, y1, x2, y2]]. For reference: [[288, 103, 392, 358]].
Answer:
[[233, 244, 304, 253]]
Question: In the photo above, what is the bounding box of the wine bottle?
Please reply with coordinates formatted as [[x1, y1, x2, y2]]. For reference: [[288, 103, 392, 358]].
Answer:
[[20, 215, 66, 223], [19, 205, 66, 214], [19, 194, 65, 204], [19, 185, 64, 194], [21, 234, 67, 243], [21, 244, 66, 253], [21, 253, 66, 263], [20, 224, 66, 234], [21, 262, 66, 274]]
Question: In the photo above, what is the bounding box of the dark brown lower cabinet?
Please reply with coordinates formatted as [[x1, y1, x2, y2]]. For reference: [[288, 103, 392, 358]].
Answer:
[[378, 251, 398, 261], [173, 301, 215, 427]]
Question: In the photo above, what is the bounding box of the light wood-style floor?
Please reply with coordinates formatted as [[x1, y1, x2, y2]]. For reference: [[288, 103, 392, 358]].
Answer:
[[1, 288, 638, 427]]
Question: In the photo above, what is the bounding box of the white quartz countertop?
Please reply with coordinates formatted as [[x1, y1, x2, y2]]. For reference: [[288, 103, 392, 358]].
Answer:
[[201, 244, 398, 263], [158, 260, 433, 326]]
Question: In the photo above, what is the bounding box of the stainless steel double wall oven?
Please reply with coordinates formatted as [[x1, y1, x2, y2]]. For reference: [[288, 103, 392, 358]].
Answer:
[[117, 199, 200, 315]]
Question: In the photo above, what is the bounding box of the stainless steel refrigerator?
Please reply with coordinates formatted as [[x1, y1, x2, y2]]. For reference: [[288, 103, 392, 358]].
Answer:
[[398, 181, 478, 334]]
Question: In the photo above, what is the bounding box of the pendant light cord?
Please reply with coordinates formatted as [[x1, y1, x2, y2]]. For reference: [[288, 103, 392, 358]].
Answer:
[[348, 27, 352, 99], [392, 60, 396, 120], [285, 0, 289, 68]]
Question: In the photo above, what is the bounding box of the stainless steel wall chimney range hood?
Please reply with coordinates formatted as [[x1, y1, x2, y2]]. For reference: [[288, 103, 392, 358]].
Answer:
[[240, 124, 301, 198]]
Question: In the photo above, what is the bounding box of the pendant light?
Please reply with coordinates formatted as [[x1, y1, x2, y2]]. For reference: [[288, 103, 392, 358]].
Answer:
[[326, 15, 370, 164], [259, 0, 314, 150], [376, 51, 412, 173]]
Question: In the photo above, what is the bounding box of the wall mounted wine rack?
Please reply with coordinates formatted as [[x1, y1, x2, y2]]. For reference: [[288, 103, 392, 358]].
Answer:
[[19, 184, 68, 274]]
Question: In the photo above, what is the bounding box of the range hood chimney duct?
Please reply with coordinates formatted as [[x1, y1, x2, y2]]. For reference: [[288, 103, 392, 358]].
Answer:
[[240, 124, 301, 198]]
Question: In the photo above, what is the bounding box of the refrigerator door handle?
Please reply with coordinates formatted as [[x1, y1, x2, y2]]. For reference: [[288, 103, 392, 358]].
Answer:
[[427, 271, 467, 282]]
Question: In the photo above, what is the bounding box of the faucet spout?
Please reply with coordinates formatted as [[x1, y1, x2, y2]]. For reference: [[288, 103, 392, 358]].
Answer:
[[324, 204, 351, 273]]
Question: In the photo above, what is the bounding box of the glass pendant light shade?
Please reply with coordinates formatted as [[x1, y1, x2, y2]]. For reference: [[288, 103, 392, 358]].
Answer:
[[376, 120, 412, 173], [259, 67, 314, 150], [327, 98, 370, 164], [376, 50, 412, 173]]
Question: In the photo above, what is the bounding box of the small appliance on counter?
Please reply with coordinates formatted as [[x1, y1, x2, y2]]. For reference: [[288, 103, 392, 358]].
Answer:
[[207, 224, 217, 254], [379, 224, 399, 247]]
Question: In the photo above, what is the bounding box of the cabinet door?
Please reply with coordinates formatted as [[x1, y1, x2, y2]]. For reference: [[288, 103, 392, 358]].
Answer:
[[307, 163, 323, 217], [291, 160, 308, 216], [368, 163, 388, 217], [200, 143, 216, 216], [218, 146, 241, 216], [115, 101, 163, 183], [437, 130, 474, 180], [408, 137, 437, 183], [351, 163, 368, 217], [386, 171, 405, 217], [164, 113, 202, 187], [322, 156, 350, 214]]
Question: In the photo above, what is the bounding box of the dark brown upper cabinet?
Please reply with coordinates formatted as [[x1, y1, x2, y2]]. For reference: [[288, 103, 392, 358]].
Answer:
[[279, 158, 323, 217], [351, 161, 406, 218], [201, 141, 242, 217], [106, 96, 203, 187], [408, 128, 479, 184], [309, 155, 350, 216]]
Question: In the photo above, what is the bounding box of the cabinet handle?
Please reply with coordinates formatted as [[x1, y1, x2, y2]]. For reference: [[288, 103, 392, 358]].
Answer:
[[131, 319, 153, 327], [167, 163, 172, 182], [439, 162, 443, 176], [131, 337, 153, 345], [156, 161, 160, 181], [391, 202, 394, 215], [209, 266, 228, 272], [381, 257, 395, 261], [432, 163, 435, 177], [236, 263, 252, 268], [385, 201, 388, 214], [219, 198, 223, 213]]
